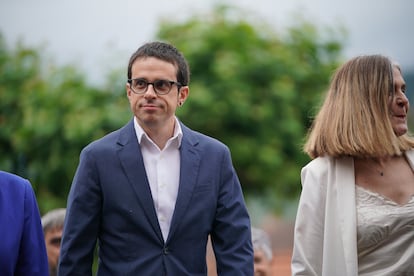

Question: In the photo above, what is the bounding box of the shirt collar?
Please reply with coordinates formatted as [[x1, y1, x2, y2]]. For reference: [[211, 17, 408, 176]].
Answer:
[[134, 117, 183, 148]]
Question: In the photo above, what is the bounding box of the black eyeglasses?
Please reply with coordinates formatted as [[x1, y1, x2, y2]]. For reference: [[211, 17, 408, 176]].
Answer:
[[127, 78, 182, 95]]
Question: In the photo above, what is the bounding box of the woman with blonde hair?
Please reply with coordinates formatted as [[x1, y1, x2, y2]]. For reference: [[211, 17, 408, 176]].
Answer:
[[292, 55, 414, 275]]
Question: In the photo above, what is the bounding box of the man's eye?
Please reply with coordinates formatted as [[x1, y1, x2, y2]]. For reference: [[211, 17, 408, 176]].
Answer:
[[155, 80, 169, 89], [135, 80, 147, 87]]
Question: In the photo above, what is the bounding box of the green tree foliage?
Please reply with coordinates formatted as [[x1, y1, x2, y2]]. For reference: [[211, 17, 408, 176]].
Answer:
[[157, 5, 345, 206], [0, 5, 346, 214], [0, 34, 129, 212]]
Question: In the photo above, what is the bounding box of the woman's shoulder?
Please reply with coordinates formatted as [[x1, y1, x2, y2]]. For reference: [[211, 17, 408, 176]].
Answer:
[[303, 156, 333, 171], [302, 155, 353, 178]]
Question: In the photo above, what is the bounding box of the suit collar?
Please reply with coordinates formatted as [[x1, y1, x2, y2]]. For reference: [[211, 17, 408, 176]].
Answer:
[[117, 119, 202, 244], [166, 123, 201, 242], [133, 116, 184, 148], [117, 119, 164, 242], [404, 149, 414, 169], [334, 156, 358, 275]]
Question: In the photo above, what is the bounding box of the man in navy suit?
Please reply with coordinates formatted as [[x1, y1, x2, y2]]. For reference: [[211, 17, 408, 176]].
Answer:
[[58, 41, 254, 275]]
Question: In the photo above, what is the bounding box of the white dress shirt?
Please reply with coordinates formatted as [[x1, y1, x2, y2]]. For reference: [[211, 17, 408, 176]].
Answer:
[[134, 117, 182, 241]]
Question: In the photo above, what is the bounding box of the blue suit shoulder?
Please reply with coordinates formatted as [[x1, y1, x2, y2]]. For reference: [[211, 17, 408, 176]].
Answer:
[[0, 171, 49, 276], [80, 124, 126, 155], [0, 170, 31, 192], [181, 123, 229, 151]]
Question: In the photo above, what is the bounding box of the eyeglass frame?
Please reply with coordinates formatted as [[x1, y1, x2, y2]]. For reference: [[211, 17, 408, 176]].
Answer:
[[127, 78, 182, 95]]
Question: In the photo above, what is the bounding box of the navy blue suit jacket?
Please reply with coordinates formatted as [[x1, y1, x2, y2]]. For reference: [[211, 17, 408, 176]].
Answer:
[[0, 171, 49, 276], [59, 119, 253, 275]]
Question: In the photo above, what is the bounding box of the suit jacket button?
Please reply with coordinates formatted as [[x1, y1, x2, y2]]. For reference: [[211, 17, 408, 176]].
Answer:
[[163, 247, 169, 255]]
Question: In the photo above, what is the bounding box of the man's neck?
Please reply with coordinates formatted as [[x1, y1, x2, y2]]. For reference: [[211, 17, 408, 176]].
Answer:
[[140, 119, 176, 150]]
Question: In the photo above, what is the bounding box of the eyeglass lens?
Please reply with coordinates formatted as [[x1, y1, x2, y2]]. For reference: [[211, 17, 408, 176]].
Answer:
[[132, 79, 172, 94]]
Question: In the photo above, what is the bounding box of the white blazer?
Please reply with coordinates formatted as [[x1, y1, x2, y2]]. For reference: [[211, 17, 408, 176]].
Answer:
[[291, 150, 414, 276]]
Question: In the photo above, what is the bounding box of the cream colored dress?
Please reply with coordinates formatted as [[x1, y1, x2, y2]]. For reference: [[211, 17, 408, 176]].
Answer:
[[356, 185, 414, 275]]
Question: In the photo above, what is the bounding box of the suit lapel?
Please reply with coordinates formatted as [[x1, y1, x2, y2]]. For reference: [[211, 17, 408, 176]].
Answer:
[[404, 149, 414, 170], [167, 124, 200, 242], [336, 156, 358, 275], [116, 119, 163, 242]]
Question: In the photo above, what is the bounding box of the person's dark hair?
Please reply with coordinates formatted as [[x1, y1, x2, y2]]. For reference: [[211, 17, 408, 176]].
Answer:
[[127, 41, 190, 86]]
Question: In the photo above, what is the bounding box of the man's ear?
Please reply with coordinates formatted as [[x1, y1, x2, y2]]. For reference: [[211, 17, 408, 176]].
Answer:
[[179, 86, 189, 103]]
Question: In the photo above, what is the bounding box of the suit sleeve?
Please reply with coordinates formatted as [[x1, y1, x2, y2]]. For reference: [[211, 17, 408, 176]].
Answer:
[[291, 161, 327, 276], [59, 148, 102, 276], [15, 180, 49, 276], [211, 146, 254, 275]]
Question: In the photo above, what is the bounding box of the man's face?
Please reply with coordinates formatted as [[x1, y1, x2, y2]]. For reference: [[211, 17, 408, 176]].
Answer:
[[44, 227, 63, 273], [126, 57, 188, 133], [254, 249, 272, 276]]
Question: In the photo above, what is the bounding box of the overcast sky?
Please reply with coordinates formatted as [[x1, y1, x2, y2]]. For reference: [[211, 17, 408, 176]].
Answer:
[[1, 0, 412, 84]]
